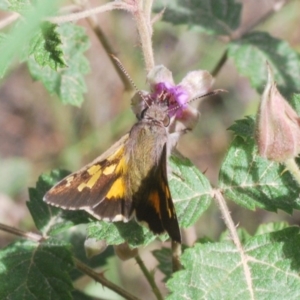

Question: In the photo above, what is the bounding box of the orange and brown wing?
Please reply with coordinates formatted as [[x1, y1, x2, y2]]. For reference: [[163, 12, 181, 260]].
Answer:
[[44, 137, 133, 222], [133, 145, 181, 243]]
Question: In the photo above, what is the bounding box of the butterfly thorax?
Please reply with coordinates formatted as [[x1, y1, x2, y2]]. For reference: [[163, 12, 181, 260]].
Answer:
[[124, 103, 169, 196]]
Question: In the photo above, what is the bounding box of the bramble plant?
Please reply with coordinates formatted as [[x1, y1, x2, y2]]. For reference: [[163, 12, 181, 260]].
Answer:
[[1, 1, 300, 300]]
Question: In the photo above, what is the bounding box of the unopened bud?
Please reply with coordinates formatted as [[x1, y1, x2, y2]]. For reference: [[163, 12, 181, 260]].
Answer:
[[256, 64, 300, 162], [114, 242, 138, 261], [84, 238, 107, 259]]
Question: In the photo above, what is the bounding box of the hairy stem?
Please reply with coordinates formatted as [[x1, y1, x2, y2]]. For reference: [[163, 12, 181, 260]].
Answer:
[[0, 222, 141, 300], [0, 13, 19, 30], [135, 254, 164, 300], [284, 158, 300, 186], [0, 223, 43, 242], [213, 189, 254, 300], [75, 258, 141, 300], [133, 0, 155, 71], [48, 2, 135, 24]]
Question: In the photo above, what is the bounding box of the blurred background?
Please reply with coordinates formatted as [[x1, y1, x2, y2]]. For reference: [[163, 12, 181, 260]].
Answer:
[[1, 0, 300, 298]]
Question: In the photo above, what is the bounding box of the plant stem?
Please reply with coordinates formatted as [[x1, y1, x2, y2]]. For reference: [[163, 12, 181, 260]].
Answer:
[[48, 2, 135, 24], [0, 12, 19, 30], [0, 222, 141, 300], [171, 240, 182, 272], [135, 254, 164, 300], [213, 189, 254, 299], [75, 258, 141, 300], [134, 0, 155, 71], [211, 50, 228, 77], [284, 158, 300, 186], [0, 223, 43, 242]]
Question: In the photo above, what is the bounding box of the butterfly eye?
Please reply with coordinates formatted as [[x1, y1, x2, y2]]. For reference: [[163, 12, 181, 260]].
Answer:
[[140, 107, 148, 120], [163, 114, 170, 127]]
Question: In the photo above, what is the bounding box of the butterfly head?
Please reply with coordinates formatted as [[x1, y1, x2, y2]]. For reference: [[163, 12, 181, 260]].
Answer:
[[140, 101, 170, 127], [133, 80, 189, 128]]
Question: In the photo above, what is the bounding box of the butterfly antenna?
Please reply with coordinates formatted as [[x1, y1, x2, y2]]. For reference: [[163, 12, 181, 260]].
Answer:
[[110, 55, 149, 107], [169, 89, 227, 114]]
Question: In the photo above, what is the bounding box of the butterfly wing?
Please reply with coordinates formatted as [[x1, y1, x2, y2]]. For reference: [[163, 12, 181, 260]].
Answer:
[[44, 134, 134, 222], [133, 144, 181, 243]]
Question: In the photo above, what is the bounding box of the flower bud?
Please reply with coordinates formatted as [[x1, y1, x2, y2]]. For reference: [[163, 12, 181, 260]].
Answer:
[[256, 65, 300, 162], [84, 238, 107, 259], [114, 242, 138, 261]]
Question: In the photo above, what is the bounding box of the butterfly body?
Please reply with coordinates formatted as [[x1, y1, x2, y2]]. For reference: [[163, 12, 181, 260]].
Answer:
[[44, 102, 181, 243]]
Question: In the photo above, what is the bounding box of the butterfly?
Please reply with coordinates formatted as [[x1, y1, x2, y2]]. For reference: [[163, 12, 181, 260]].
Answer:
[[44, 62, 221, 244], [44, 97, 182, 243]]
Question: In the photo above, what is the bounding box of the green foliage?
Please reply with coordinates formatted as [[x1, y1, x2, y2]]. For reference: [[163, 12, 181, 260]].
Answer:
[[291, 93, 300, 114], [167, 226, 300, 300], [0, 1, 59, 76], [0, 0, 32, 13], [228, 31, 300, 98], [28, 23, 90, 106], [0, 239, 74, 300], [88, 220, 157, 247], [1, 0, 300, 299], [152, 247, 172, 282], [220, 117, 300, 212], [28, 22, 66, 70], [156, 0, 242, 35], [169, 155, 213, 227]]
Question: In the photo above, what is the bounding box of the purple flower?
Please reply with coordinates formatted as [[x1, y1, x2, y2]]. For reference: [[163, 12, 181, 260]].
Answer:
[[131, 65, 215, 148], [151, 82, 189, 117], [146, 65, 214, 121]]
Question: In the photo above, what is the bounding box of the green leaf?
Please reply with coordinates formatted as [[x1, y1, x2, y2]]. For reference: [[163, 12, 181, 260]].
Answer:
[[0, 0, 32, 13], [219, 117, 300, 212], [0, 1, 58, 77], [170, 155, 213, 228], [0, 239, 74, 300], [87, 220, 157, 247], [28, 22, 66, 70], [220, 223, 289, 244], [227, 115, 255, 139], [255, 222, 289, 236], [290, 93, 300, 115], [228, 31, 300, 99], [27, 170, 90, 236], [220, 227, 252, 244], [152, 244, 189, 283], [152, 247, 172, 282], [167, 227, 300, 299], [156, 0, 242, 35], [28, 22, 90, 106]]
